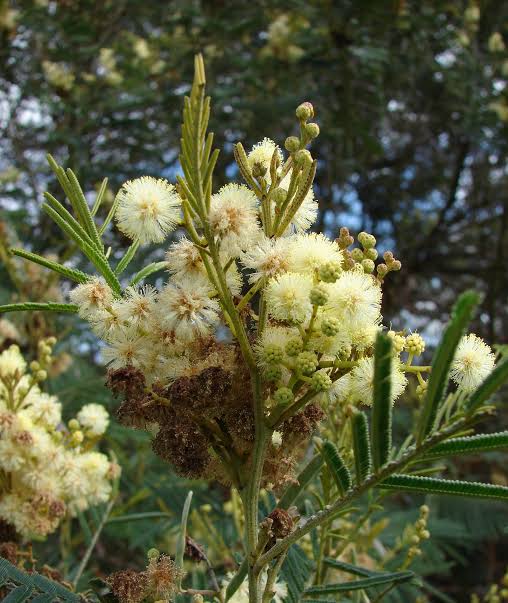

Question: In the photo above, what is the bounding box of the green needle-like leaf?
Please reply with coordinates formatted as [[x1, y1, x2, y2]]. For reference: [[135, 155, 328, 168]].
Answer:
[[371, 333, 393, 469], [417, 291, 480, 443], [380, 474, 508, 500], [323, 558, 375, 577], [424, 432, 508, 459], [115, 239, 140, 275], [129, 261, 168, 286], [91, 178, 108, 216], [351, 409, 372, 484], [10, 248, 90, 284], [175, 491, 193, 589], [278, 454, 324, 510], [0, 302, 78, 314], [304, 571, 414, 595], [321, 441, 352, 495], [66, 168, 103, 250]]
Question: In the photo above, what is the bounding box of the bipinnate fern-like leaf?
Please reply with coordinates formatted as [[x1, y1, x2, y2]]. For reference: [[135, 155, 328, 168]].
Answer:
[[417, 290, 479, 444], [321, 441, 352, 495], [351, 409, 372, 483], [0, 557, 80, 602], [380, 474, 508, 500], [371, 333, 393, 469]]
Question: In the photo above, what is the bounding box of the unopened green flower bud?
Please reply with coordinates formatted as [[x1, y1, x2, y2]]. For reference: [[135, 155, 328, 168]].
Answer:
[[192, 595, 204, 603], [296, 351, 318, 375], [410, 535, 420, 545], [377, 263, 388, 278], [252, 162, 267, 178], [305, 123, 320, 139], [295, 101, 314, 121], [274, 387, 294, 405], [337, 227, 354, 250], [319, 260, 342, 283], [321, 316, 341, 337], [405, 333, 425, 356], [272, 187, 287, 205], [30, 360, 40, 372], [387, 330, 405, 354], [36, 370, 47, 382], [285, 337, 303, 357], [420, 504, 429, 517], [420, 529, 430, 540], [358, 232, 376, 249], [265, 364, 282, 382], [311, 370, 332, 392], [294, 149, 312, 167], [71, 430, 84, 445], [361, 259, 375, 274], [363, 247, 378, 261], [416, 381, 427, 400], [465, 5, 480, 24], [147, 548, 160, 560], [284, 136, 300, 153], [489, 32, 505, 53], [310, 284, 329, 306], [68, 418, 80, 431], [263, 343, 284, 364], [351, 248, 364, 262]]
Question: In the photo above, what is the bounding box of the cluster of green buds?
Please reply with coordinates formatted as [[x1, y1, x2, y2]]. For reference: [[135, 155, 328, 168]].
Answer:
[[335, 227, 401, 280], [30, 336, 57, 383], [405, 504, 430, 562], [472, 567, 508, 603]]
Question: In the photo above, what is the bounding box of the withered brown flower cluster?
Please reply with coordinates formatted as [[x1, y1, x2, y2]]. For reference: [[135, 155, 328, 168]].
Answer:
[[108, 338, 323, 489]]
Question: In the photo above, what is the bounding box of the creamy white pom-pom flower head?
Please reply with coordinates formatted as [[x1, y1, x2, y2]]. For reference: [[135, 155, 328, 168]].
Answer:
[[248, 137, 283, 172], [0, 345, 26, 379], [209, 183, 261, 256], [102, 329, 151, 370], [77, 403, 110, 437], [166, 236, 204, 276], [69, 277, 113, 319], [349, 356, 407, 406], [158, 275, 220, 341], [450, 333, 496, 392], [241, 236, 291, 283], [288, 232, 343, 275], [114, 176, 181, 244], [265, 272, 313, 323], [327, 270, 382, 326]]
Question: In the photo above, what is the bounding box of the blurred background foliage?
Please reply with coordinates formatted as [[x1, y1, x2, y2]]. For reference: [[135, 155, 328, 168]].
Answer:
[[1, 0, 508, 601]]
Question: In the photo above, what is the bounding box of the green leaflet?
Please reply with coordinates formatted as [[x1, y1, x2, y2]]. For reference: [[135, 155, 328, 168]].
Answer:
[[175, 490, 193, 590], [0, 302, 78, 314], [129, 261, 168, 286], [424, 431, 508, 459], [91, 177, 108, 216], [43, 191, 96, 248], [225, 558, 248, 602], [66, 168, 103, 251], [321, 441, 352, 495], [417, 291, 479, 443], [466, 358, 508, 414], [303, 570, 414, 595], [380, 474, 508, 500], [351, 410, 372, 483], [323, 558, 373, 577], [2, 585, 33, 603], [10, 248, 90, 284], [278, 454, 323, 510], [42, 203, 121, 295], [371, 333, 393, 469], [115, 239, 140, 275]]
